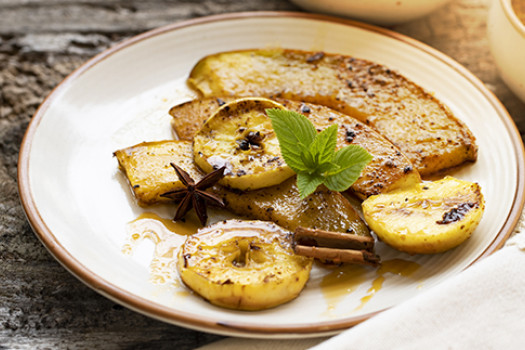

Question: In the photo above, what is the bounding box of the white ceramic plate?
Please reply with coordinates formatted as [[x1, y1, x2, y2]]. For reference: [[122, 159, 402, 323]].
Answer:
[[18, 12, 525, 338]]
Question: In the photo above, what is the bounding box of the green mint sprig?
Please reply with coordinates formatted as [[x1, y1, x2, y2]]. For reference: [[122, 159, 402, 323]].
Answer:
[[266, 108, 373, 199]]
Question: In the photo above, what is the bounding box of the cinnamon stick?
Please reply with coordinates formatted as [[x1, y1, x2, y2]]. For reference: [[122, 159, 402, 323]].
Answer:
[[293, 226, 380, 267], [294, 245, 380, 267], [294, 226, 375, 251]]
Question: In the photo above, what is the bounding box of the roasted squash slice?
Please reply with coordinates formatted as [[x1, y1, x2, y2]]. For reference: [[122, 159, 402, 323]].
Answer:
[[187, 48, 477, 176], [114, 140, 204, 206], [115, 140, 371, 239], [170, 97, 421, 198]]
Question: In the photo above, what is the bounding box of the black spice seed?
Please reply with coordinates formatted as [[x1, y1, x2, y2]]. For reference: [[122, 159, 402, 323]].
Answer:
[[247, 131, 263, 144], [237, 139, 250, 150], [300, 104, 311, 113], [306, 52, 325, 62], [345, 130, 356, 143]]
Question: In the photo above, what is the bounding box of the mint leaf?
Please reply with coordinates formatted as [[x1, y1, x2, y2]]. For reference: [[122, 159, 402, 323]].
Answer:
[[297, 172, 324, 199], [300, 149, 317, 171], [267, 107, 372, 198], [324, 145, 373, 192], [266, 109, 316, 172], [308, 124, 338, 166]]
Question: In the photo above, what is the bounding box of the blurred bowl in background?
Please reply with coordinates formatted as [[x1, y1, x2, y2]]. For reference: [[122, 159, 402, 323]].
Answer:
[[289, 0, 453, 26], [488, 0, 525, 103]]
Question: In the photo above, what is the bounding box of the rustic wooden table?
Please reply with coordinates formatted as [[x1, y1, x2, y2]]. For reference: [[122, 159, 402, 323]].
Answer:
[[1, 0, 524, 349]]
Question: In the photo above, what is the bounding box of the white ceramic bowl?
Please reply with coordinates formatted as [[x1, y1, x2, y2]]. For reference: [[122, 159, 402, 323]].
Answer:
[[289, 0, 453, 26], [488, 0, 525, 103]]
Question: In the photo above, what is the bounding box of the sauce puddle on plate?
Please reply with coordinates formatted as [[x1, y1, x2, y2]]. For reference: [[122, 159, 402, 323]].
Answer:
[[321, 258, 421, 315], [123, 212, 423, 310], [122, 212, 200, 292], [320, 264, 369, 313]]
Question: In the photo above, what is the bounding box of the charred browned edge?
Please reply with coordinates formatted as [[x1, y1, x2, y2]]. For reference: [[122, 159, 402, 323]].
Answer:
[[17, 11, 525, 338]]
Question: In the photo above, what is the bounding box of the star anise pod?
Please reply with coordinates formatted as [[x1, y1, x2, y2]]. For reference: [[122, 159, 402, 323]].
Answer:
[[160, 163, 226, 226]]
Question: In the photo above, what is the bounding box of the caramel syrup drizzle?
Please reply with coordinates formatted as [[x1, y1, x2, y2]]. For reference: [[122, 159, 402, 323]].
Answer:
[[123, 213, 423, 312], [122, 212, 199, 289], [321, 258, 421, 315]]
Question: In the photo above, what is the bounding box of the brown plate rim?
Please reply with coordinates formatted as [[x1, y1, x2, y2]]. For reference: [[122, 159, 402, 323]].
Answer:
[[17, 11, 525, 337]]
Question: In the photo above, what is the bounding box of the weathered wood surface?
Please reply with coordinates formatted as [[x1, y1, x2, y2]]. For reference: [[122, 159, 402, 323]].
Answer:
[[1, 0, 524, 349]]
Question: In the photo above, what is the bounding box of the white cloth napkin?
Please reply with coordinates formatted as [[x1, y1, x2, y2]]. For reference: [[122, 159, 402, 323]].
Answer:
[[198, 219, 525, 350]]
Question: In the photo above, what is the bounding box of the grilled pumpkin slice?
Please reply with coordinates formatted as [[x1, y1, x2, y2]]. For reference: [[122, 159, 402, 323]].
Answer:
[[170, 97, 235, 141], [170, 97, 420, 198], [115, 140, 371, 240], [114, 140, 204, 206], [213, 176, 370, 237], [187, 48, 478, 176], [178, 219, 313, 310], [362, 176, 484, 254]]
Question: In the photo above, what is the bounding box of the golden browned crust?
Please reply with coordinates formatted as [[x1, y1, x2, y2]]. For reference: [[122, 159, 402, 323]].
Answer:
[[187, 48, 478, 176], [170, 97, 420, 198]]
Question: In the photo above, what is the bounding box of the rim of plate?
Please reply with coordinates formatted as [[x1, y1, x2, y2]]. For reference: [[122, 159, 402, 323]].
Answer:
[[17, 11, 525, 337]]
